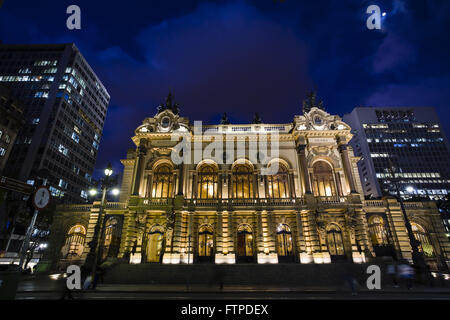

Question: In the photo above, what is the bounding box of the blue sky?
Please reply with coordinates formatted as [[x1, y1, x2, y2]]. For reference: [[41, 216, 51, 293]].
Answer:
[[1, 0, 449, 179]]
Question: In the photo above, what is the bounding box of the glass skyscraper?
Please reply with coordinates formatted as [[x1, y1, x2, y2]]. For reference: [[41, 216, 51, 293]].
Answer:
[[344, 107, 450, 200], [0, 43, 110, 203]]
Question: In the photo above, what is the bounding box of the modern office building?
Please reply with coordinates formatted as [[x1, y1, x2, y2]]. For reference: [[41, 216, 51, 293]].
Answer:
[[0, 43, 110, 203], [344, 107, 450, 201], [0, 84, 24, 174], [40, 94, 450, 275]]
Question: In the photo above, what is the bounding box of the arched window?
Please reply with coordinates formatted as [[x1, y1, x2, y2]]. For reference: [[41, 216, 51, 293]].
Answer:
[[312, 161, 336, 197], [277, 224, 294, 257], [152, 163, 174, 198], [237, 224, 253, 259], [61, 224, 86, 260], [266, 163, 290, 198], [368, 215, 389, 246], [101, 216, 122, 260], [411, 222, 434, 257], [198, 225, 214, 259], [197, 164, 218, 199], [326, 224, 345, 258], [233, 164, 253, 199], [147, 226, 164, 263]]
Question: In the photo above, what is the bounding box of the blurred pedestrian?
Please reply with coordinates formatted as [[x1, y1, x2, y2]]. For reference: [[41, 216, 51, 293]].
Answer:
[[59, 274, 74, 300], [343, 261, 358, 295], [387, 263, 398, 288], [398, 260, 415, 290], [83, 274, 93, 290]]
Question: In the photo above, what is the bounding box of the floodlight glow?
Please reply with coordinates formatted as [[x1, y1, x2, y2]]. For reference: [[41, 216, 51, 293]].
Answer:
[[406, 186, 415, 193], [111, 188, 120, 196], [89, 189, 97, 196]]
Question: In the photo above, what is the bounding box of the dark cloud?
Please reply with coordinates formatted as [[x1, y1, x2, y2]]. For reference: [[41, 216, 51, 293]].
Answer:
[[0, 0, 449, 178]]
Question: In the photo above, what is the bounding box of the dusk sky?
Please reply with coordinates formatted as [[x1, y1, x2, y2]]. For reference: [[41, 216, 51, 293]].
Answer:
[[1, 0, 449, 179]]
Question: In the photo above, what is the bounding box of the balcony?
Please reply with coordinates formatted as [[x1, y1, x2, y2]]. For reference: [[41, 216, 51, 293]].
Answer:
[[183, 198, 305, 210], [315, 196, 348, 205]]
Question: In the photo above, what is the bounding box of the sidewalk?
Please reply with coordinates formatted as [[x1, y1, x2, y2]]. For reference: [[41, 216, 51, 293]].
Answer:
[[16, 278, 450, 294]]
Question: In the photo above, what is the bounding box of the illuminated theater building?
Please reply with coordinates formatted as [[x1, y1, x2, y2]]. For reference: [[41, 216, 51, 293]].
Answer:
[[42, 93, 450, 272]]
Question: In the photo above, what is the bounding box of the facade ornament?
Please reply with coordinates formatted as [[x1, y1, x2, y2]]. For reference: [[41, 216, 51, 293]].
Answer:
[[302, 91, 324, 114], [252, 113, 262, 124], [220, 112, 230, 125]]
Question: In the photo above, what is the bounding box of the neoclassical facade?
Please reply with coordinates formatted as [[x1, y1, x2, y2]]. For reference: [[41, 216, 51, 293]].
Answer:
[[42, 95, 450, 272]]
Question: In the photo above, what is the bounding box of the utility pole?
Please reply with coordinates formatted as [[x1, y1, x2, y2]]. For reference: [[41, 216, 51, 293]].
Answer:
[[19, 182, 50, 270]]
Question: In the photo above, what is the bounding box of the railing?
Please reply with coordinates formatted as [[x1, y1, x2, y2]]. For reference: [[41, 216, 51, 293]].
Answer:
[[185, 198, 305, 208], [403, 202, 423, 209], [316, 196, 347, 204], [104, 202, 127, 209], [142, 198, 170, 205], [364, 200, 385, 207], [57, 204, 92, 211]]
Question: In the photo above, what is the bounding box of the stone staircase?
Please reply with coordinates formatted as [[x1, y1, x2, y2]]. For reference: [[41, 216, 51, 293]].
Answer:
[[103, 262, 385, 287]]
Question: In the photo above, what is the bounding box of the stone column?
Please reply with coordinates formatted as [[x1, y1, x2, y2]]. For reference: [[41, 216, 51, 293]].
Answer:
[[295, 210, 306, 262], [334, 170, 343, 197], [289, 173, 296, 198], [186, 211, 194, 264], [252, 172, 258, 198], [192, 172, 198, 199], [177, 164, 184, 195], [257, 210, 278, 263], [218, 172, 222, 199], [296, 144, 311, 194], [215, 211, 225, 263], [338, 144, 356, 193], [132, 140, 147, 196]]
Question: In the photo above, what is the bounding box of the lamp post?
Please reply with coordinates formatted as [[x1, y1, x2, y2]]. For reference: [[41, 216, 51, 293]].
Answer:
[[83, 163, 117, 281], [387, 160, 429, 281]]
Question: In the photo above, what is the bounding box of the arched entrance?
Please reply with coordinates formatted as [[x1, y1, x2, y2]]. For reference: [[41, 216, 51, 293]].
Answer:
[[368, 215, 395, 258], [326, 224, 346, 262], [236, 224, 254, 263], [411, 222, 435, 258], [312, 161, 337, 197], [147, 226, 164, 263], [101, 216, 123, 261], [277, 224, 295, 262], [197, 225, 214, 262], [60, 224, 86, 262]]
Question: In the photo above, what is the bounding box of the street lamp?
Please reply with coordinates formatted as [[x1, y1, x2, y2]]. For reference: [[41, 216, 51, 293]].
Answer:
[[84, 163, 117, 281], [387, 160, 430, 282]]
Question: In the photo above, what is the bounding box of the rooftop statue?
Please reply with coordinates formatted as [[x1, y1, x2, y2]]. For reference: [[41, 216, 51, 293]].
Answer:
[[302, 91, 324, 114], [157, 92, 180, 115]]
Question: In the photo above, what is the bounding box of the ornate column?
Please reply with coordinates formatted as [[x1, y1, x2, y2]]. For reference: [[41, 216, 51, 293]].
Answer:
[[295, 211, 306, 262], [334, 170, 343, 197], [132, 139, 147, 196], [186, 211, 194, 264], [338, 144, 356, 193], [177, 164, 184, 196], [289, 172, 296, 198], [296, 144, 311, 194], [215, 211, 226, 263], [252, 171, 258, 198]]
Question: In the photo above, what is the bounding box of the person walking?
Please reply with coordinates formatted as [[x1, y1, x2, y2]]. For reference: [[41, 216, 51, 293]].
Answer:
[[387, 263, 398, 288], [398, 260, 415, 290]]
